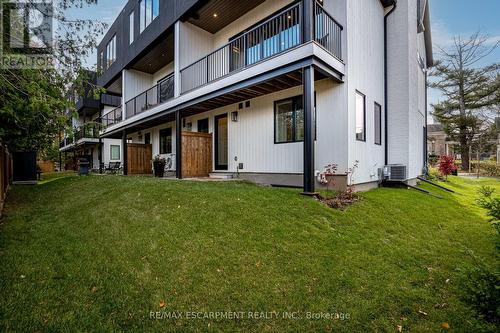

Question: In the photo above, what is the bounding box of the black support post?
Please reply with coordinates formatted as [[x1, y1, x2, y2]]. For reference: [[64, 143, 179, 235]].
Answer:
[[302, 65, 316, 195], [176, 110, 182, 179], [122, 130, 128, 175], [302, 0, 314, 42]]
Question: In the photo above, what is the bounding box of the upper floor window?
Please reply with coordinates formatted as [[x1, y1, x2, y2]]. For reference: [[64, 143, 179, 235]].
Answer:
[[106, 35, 116, 68], [129, 12, 134, 44], [355, 91, 366, 141], [99, 51, 104, 70], [139, 0, 159, 33]]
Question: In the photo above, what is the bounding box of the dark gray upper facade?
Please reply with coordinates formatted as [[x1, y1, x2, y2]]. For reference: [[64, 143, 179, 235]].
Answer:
[[97, 0, 198, 88]]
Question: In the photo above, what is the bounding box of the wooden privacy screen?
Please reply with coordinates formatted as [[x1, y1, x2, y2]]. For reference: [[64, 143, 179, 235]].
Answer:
[[182, 132, 212, 178], [127, 144, 153, 175]]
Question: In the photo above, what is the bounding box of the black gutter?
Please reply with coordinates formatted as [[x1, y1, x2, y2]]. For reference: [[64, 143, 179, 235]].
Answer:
[[383, 1, 397, 165]]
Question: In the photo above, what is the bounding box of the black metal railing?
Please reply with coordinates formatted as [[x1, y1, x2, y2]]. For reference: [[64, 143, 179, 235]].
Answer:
[[102, 106, 123, 127], [125, 74, 175, 119], [101, 93, 122, 107], [180, 3, 302, 93], [314, 1, 343, 59], [74, 124, 101, 141]]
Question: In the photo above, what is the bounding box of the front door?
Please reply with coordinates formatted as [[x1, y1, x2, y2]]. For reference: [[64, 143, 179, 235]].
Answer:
[[214, 114, 228, 170]]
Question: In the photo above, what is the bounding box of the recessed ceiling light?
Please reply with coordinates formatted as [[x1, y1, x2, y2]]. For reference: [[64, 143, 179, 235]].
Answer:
[[213, 13, 218, 18]]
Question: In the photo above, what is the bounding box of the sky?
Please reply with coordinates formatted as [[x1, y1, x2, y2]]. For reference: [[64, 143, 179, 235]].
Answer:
[[70, 0, 500, 120]]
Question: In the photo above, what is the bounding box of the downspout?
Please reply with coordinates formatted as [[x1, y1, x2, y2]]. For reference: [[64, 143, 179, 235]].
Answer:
[[384, 2, 397, 165]]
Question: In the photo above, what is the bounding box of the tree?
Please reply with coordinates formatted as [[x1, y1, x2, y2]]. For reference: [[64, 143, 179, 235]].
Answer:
[[0, 1, 107, 152], [438, 155, 457, 180], [431, 32, 500, 171]]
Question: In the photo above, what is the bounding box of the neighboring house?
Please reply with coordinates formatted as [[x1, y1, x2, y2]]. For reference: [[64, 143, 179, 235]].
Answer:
[[97, 0, 433, 192], [60, 72, 123, 171], [427, 123, 458, 158]]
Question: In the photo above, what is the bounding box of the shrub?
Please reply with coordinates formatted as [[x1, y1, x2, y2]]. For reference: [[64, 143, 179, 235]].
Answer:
[[466, 161, 500, 177], [477, 186, 500, 222], [460, 262, 500, 324], [427, 166, 444, 181], [438, 155, 457, 180]]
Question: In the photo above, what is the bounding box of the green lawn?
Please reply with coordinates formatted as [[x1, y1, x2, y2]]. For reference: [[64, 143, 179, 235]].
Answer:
[[0, 175, 498, 332]]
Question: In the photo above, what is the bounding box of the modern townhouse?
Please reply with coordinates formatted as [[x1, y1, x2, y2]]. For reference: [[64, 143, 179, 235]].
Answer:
[[97, 0, 433, 192], [60, 72, 123, 171]]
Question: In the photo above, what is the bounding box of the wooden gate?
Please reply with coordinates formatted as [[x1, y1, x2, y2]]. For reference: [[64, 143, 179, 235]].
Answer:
[[182, 132, 212, 178], [127, 144, 153, 175]]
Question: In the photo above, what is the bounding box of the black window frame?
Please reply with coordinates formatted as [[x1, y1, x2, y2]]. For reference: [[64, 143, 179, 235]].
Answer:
[[159, 128, 172, 154], [274, 94, 316, 144], [374, 102, 382, 145], [355, 90, 366, 142], [198, 118, 209, 133]]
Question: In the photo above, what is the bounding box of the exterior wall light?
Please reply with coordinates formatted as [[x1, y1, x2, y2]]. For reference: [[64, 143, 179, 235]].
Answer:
[[231, 111, 238, 122]]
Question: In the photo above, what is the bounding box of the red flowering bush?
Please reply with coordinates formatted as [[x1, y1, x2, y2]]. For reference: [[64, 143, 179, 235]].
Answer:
[[438, 155, 457, 180]]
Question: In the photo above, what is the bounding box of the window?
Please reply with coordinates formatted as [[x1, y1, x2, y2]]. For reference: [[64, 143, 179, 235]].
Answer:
[[106, 35, 116, 68], [129, 12, 134, 44], [145, 132, 151, 145], [355, 91, 366, 141], [198, 118, 209, 133], [159, 128, 172, 154], [139, 0, 159, 33], [274, 95, 316, 144], [374, 102, 382, 145], [110, 145, 120, 160], [99, 51, 104, 70]]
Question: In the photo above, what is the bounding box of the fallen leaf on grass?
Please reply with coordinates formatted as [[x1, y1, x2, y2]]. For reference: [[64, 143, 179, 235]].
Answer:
[[91, 287, 98, 293], [396, 325, 403, 332], [418, 310, 428, 316], [441, 322, 450, 329], [159, 300, 166, 308]]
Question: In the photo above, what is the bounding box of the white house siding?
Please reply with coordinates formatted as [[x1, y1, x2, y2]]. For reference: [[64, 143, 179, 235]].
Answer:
[[345, 0, 385, 184], [126, 79, 344, 178], [387, 0, 427, 180], [122, 69, 153, 102], [178, 22, 214, 70], [102, 139, 123, 166]]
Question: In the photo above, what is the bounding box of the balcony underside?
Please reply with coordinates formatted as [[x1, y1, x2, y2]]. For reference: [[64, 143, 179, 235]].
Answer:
[[60, 140, 99, 153], [102, 53, 340, 139]]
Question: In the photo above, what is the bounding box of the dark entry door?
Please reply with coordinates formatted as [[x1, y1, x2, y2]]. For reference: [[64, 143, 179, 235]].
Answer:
[[214, 114, 228, 170]]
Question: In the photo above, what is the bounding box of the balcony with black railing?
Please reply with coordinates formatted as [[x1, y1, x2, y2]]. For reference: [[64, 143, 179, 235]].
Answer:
[[124, 74, 175, 120], [102, 106, 123, 127], [102, 1, 342, 128], [60, 124, 101, 150], [180, 2, 342, 94]]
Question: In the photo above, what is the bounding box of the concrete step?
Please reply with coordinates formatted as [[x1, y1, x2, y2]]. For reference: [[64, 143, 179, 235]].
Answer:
[[209, 173, 234, 179]]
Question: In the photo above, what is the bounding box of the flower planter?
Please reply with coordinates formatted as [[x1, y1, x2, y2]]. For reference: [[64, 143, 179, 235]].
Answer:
[[153, 162, 165, 178]]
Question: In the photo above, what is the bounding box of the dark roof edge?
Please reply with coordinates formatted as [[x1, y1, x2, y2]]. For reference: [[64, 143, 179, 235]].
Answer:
[[423, 0, 434, 67]]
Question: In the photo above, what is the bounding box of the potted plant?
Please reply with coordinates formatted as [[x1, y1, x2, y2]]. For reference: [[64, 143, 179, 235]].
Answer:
[[153, 155, 166, 178]]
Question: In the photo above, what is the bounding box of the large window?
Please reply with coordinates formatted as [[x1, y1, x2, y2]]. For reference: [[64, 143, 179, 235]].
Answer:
[[129, 12, 134, 44], [110, 145, 120, 160], [355, 91, 366, 141], [139, 0, 159, 33], [374, 102, 382, 145], [159, 128, 172, 154], [106, 35, 116, 68], [274, 95, 316, 144]]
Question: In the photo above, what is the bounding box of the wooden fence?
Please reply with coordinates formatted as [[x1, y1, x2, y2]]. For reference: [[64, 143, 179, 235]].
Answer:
[[127, 144, 153, 175], [182, 132, 212, 178], [0, 144, 13, 217]]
